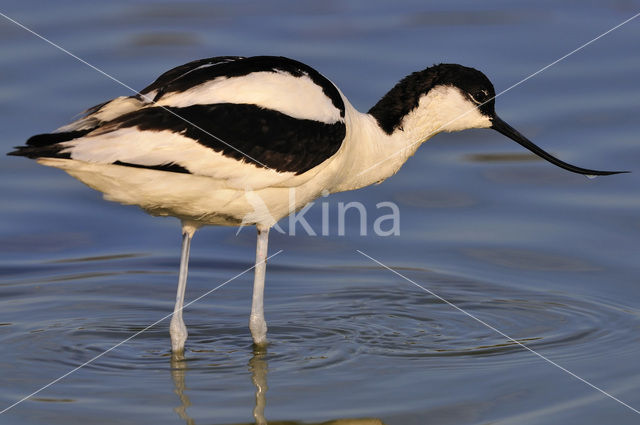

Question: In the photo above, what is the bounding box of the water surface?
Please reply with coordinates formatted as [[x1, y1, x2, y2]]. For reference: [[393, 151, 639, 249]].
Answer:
[[1, 1, 640, 424]]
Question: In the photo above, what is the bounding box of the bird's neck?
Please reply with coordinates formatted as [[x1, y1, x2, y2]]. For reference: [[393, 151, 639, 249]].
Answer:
[[330, 102, 443, 193]]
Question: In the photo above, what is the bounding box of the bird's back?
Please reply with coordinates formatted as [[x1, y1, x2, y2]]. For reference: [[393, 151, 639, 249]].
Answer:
[[9, 56, 353, 226], [11, 56, 347, 176]]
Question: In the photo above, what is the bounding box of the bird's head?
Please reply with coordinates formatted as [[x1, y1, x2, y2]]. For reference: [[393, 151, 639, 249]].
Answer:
[[369, 64, 626, 176]]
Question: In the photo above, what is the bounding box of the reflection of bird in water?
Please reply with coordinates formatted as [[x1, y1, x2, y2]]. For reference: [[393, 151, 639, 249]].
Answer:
[[10, 56, 624, 352], [249, 349, 268, 425], [170, 354, 195, 425], [170, 349, 386, 425]]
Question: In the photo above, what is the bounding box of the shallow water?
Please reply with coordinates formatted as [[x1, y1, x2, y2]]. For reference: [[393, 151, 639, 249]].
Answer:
[[1, 1, 640, 424]]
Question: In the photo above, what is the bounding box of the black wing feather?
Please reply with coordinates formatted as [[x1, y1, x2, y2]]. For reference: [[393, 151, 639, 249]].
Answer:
[[9, 56, 346, 175], [98, 103, 346, 174], [140, 56, 245, 100], [142, 56, 345, 117]]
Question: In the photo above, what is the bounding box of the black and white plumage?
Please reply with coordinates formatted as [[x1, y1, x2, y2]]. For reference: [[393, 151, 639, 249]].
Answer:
[[9, 55, 624, 352]]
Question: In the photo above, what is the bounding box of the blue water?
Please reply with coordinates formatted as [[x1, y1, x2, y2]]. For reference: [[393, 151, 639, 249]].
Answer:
[[1, 1, 640, 424]]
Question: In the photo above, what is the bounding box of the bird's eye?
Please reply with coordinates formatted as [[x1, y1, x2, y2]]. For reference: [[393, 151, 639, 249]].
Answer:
[[469, 89, 489, 105]]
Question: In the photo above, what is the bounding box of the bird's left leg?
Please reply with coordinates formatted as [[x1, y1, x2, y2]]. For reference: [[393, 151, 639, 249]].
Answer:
[[170, 223, 196, 353], [249, 226, 270, 346]]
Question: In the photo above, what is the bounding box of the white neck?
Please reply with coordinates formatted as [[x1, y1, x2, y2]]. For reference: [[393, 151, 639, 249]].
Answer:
[[329, 86, 491, 193], [330, 98, 442, 193]]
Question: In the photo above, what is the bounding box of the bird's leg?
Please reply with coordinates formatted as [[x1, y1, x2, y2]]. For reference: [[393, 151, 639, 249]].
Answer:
[[170, 223, 196, 353], [249, 226, 270, 346]]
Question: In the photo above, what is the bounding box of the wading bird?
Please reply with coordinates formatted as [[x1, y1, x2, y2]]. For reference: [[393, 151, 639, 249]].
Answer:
[[9, 56, 624, 352]]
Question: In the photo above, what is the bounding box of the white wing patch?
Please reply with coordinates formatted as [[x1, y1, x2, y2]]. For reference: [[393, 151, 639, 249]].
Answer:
[[59, 128, 297, 190], [155, 72, 343, 124], [56, 96, 148, 132]]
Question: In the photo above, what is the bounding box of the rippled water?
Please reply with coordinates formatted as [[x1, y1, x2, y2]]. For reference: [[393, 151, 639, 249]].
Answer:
[[2, 1, 640, 424]]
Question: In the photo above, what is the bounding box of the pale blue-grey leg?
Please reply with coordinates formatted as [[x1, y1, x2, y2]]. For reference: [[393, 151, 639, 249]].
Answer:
[[170, 224, 195, 353], [249, 226, 270, 345]]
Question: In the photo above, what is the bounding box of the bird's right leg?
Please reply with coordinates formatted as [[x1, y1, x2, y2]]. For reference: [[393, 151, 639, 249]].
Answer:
[[170, 223, 196, 353], [249, 226, 270, 346]]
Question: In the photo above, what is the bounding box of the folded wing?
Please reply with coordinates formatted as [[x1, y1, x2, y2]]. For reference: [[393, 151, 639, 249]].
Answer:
[[10, 56, 348, 189]]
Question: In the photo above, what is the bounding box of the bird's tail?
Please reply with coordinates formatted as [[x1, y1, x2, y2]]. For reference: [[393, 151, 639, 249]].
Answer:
[[7, 129, 94, 158]]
